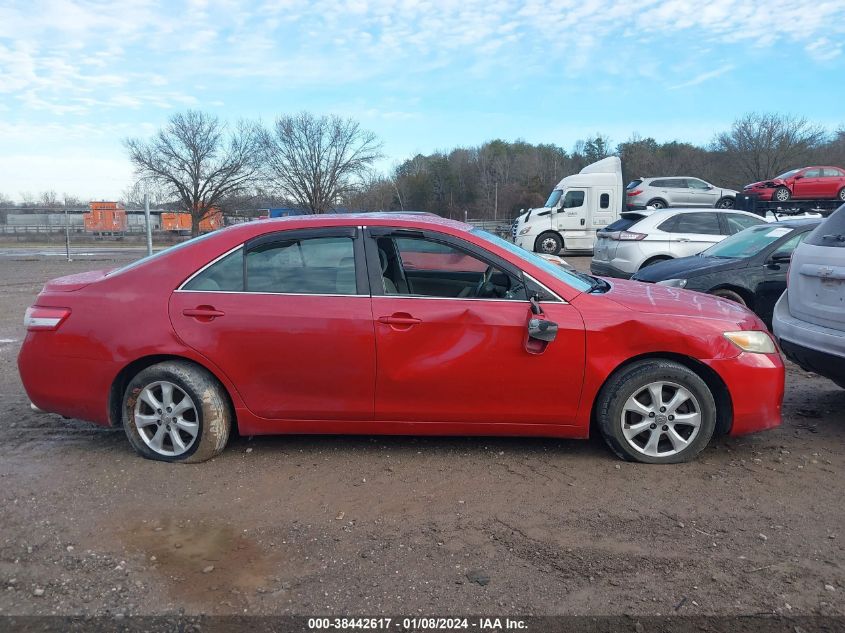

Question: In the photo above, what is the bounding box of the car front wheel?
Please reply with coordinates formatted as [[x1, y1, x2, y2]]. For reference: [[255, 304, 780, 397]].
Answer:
[[596, 360, 717, 464], [773, 186, 791, 203], [122, 361, 231, 463]]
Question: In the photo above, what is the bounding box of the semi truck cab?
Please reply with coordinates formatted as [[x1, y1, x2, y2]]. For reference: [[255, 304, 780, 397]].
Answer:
[[513, 156, 623, 255]]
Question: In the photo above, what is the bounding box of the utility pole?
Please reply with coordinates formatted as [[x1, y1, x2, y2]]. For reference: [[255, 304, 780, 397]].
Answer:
[[494, 182, 498, 221], [64, 207, 72, 262], [144, 193, 153, 257]]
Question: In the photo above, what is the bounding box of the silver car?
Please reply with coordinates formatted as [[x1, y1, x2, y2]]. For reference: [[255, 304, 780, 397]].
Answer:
[[590, 208, 767, 278], [627, 177, 738, 210], [772, 203, 845, 388]]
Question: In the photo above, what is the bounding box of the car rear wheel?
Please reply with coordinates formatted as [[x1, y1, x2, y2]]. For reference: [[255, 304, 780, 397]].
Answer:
[[716, 197, 734, 209], [534, 232, 563, 255], [122, 361, 231, 463], [710, 288, 747, 306], [838, 187, 845, 202], [647, 199, 667, 209], [596, 360, 717, 464], [774, 186, 791, 203]]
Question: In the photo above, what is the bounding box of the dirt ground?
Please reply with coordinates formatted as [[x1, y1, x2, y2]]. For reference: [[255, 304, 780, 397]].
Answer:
[[0, 253, 843, 618]]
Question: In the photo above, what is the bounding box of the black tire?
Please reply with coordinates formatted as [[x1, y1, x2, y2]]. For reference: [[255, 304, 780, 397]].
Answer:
[[716, 197, 734, 209], [838, 187, 845, 202], [122, 361, 231, 463], [710, 288, 747, 307], [638, 256, 671, 270], [647, 199, 667, 209], [596, 360, 717, 464], [773, 186, 791, 203], [534, 231, 563, 255]]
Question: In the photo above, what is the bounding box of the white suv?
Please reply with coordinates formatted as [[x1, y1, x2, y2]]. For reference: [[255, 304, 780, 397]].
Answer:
[[590, 208, 768, 278]]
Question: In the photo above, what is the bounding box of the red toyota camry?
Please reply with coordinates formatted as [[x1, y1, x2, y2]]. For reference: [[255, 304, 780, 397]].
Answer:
[[18, 214, 784, 464]]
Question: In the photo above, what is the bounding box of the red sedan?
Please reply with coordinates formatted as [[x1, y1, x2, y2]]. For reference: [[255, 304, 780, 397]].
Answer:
[[744, 165, 845, 203], [18, 214, 784, 464]]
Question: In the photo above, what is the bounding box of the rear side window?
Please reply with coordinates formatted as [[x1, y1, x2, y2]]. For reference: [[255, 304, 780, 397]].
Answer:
[[246, 236, 357, 294], [660, 212, 721, 235], [183, 248, 244, 291], [806, 204, 845, 248], [603, 215, 644, 232], [725, 213, 766, 235], [822, 168, 845, 177], [626, 179, 643, 190]]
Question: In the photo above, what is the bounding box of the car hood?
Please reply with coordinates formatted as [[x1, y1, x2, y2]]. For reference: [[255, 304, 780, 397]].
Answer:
[[631, 256, 744, 282], [601, 278, 757, 324]]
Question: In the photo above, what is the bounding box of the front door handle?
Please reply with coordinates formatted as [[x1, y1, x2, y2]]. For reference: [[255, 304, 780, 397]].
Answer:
[[675, 237, 691, 242], [378, 315, 422, 326], [183, 306, 225, 320]]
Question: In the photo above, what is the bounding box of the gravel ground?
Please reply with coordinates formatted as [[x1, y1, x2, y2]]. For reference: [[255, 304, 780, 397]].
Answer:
[[0, 254, 843, 618]]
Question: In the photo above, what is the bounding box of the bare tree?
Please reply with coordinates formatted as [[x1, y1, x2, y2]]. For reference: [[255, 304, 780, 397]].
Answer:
[[260, 112, 382, 213], [125, 110, 261, 236], [713, 112, 826, 183]]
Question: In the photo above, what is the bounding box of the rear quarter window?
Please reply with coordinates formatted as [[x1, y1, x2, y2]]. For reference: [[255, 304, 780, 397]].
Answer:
[[806, 204, 845, 248]]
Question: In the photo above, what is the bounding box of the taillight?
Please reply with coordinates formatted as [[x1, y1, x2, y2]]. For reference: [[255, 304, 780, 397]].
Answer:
[[24, 306, 71, 330], [627, 189, 642, 196], [617, 231, 647, 241]]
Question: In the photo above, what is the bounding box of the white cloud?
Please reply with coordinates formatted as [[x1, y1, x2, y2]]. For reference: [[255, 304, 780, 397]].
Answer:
[[669, 64, 735, 90]]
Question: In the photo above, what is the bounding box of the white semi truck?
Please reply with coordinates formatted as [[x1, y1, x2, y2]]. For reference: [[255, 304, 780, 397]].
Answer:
[[512, 156, 623, 255]]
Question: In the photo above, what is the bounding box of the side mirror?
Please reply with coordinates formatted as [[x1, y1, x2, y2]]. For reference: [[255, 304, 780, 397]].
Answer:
[[528, 318, 558, 342], [793, 174, 804, 180], [769, 252, 792, 264]]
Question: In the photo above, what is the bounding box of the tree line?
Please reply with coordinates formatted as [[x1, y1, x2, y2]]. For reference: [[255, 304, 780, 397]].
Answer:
[[4, 111, 844, 232]]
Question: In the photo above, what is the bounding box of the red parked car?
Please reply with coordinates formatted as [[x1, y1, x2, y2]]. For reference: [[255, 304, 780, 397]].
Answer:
[[18, 214, 784, 464], [744, 166, 845, 203]]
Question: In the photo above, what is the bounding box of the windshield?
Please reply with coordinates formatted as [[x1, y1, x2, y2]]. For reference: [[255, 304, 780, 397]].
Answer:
[[702, 225, 794, 259], [544, 189, 563, 208], [775, 168, 801, 179], [471, 229, 593, 292], [107, 231, 218, 276]]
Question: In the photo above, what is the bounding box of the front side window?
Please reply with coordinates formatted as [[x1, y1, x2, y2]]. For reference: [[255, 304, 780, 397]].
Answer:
[[381, 235, 524, 300], [688, 179, 710, 190], [803, 168, 822, 178], [246, 236, 357, 294], [563, 190, 585, 209]]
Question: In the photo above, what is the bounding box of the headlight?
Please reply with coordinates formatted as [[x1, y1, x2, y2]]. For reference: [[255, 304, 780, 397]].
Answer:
[[723, 331, 776, 354], [518, 226, 532, 236], [656, 278, 687, 288]]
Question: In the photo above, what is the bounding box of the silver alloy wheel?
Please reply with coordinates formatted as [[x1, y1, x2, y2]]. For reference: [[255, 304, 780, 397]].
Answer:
[[620, 380, 702, 458], [775, 188, 790, 202], [540, 237, 559, 253], [650, 200, 665, 209], [134, 380, 199, 457], [839, 188, 845, 201]]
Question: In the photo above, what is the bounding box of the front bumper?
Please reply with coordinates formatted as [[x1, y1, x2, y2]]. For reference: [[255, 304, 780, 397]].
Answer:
[[706, 351, 784, 435], [744, 188, 774, 201], [514, 234, 535, 251], [590, 260, 633, 279]]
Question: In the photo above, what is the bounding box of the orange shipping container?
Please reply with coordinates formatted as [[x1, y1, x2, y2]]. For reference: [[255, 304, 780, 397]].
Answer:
[[161, 209, 223, 233], [83, 201, 126, 233]]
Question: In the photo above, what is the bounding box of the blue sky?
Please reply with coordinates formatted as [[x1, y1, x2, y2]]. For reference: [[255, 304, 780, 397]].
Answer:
[[1, 0, 844, 201]]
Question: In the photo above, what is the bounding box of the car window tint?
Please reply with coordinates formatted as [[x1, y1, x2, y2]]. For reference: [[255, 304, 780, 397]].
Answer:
[[563, 190, 585, 208], [650, 179, 666, 188], [771, 231, 808, 258], [246, 236, 356, 294], [806, 204, 845, 248], [626, 179, 643, 190], [392, 236, 523, 300], [668, 213, 721, 235], [183, 248, 244, 291], [605, 215, 645, 232], [657, 215, 678, 232], [395, 237, 487, 273], [726, 213, 766, 234], [664, 179, 686, 188], [600, 193, 610, 209]]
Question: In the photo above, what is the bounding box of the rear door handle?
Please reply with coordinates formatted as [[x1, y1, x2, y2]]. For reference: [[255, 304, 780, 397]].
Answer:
[[183, 307, 225, 319]]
